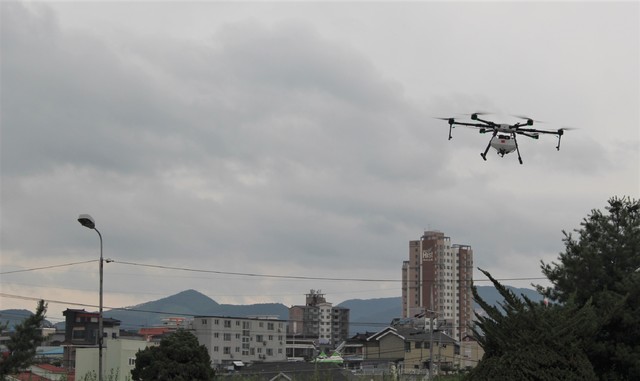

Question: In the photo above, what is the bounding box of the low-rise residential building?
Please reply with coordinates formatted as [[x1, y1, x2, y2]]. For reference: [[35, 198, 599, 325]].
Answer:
[[192, 315, 287, 368], [285, 335, 317, 360], [75, 337, 155, 381], [61, 309, 121, 369], [25, 364, 71, 381], [460, 334, 484, 370], [362, 326, 461, 376]]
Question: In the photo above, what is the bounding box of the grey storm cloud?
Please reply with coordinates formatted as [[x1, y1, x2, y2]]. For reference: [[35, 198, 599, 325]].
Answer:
[[1, 0, 638, 319]]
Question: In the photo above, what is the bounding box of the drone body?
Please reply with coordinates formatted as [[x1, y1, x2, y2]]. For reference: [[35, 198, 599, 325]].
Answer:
[[490, 134, 517, 157], [438, 113, 569, 164]]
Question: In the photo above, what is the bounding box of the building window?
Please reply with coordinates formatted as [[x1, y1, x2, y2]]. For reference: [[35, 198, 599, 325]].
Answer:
[[128, 358, 136, 366], [202, 319, 207, 325], [223, 333, 231, 341], [72, 327, 85, 340], [223, 347, 231, 354], [224, 320, 231, 328]]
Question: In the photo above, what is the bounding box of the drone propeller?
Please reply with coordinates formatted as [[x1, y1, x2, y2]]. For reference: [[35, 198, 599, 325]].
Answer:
[[434, 117, 458, 140], [459, 111, 492, 120], [434, 117, 456, 124], [460, 111, 492, 116], [511, 114, 544, 125]]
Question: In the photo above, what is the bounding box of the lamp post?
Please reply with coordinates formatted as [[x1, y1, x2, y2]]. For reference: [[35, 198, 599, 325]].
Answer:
[[78, 214, 103, 381]]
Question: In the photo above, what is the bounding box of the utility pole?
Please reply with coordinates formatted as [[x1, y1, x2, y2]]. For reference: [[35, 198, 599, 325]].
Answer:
[[428, 312, 434, 380], [428, 283, 434, 381], [437, 329, 442, 375]]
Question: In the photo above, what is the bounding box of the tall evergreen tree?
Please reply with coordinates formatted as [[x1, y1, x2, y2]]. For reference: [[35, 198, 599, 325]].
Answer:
[[0, 300, 47, 379], [466, 269, 598, 381], [131, 329, 214, 381], [540, 196, 640, 380]]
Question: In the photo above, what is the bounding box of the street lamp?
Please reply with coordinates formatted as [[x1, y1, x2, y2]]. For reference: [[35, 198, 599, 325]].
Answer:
[[78, 214, 104, 381]]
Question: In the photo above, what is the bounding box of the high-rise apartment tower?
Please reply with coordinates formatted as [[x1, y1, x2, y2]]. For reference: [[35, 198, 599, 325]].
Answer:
[[401, 231, 473, 341]]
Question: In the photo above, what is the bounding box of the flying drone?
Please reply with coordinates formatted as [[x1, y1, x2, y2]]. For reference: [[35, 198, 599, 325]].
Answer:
[[437, 113, 571, 164]]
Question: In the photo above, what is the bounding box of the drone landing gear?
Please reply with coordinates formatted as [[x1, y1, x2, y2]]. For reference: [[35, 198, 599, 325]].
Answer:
[[556, 131, 563, 151], [481, 131, 497, 161], [513, 134, 523, 165]]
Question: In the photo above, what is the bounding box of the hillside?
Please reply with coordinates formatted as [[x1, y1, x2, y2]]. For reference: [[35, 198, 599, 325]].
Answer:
[[3, 285, 543, 333], [104, 289, 289, 329], [337, 285, 543, 335], [337, 297, 400, 334], [0, 309, 54, 330]]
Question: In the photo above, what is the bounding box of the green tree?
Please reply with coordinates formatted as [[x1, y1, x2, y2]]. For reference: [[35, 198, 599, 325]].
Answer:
[[466, 269, 598, 381], [540, 196, 640, 380], [130, 329, 214, 381], [0, 300, 48, 379]]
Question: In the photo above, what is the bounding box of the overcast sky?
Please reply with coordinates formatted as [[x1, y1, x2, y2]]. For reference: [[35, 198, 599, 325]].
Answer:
[[1, 1, 638, 324]]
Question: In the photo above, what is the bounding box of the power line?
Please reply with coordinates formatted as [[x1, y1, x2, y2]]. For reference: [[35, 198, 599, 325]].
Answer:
[[112, 260, 399, 282], [111, 259, 547, 283], [1, 258, 547, 283], [0, 260, 98, 275]]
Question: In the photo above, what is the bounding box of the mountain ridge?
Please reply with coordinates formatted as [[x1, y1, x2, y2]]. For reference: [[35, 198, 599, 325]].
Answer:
[[2, 286, 542, 333]]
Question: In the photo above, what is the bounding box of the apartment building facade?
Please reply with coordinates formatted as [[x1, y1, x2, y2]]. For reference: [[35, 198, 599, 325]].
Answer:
[[75, 337, 154, 381], [288, 290, 349, 347], [401, 231, 473, 341], [192, 315, 287, 366], [61, 309, 121, 369]]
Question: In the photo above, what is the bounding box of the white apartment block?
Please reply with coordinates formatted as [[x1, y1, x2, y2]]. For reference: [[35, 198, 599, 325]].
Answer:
[[288, 290, 350, 347], [192, 315, 287, 366], [75, 337, 155, 381]]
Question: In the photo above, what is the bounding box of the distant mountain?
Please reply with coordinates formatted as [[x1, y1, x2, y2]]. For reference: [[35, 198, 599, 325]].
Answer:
[[336, 285, 543, 335], [474, 285, 543, 309], [104, 289, 289, 329], [1, 286, 543, 333], [0, 309, 54, 330], [337, 297, 400, 335]]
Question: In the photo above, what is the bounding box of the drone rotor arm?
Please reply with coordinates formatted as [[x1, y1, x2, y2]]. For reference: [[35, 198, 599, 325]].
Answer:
[[450, 121, 491, 128], [516, 131, 540, 139], [516, 128, 559, 136], [472, 116, 496, 126]]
